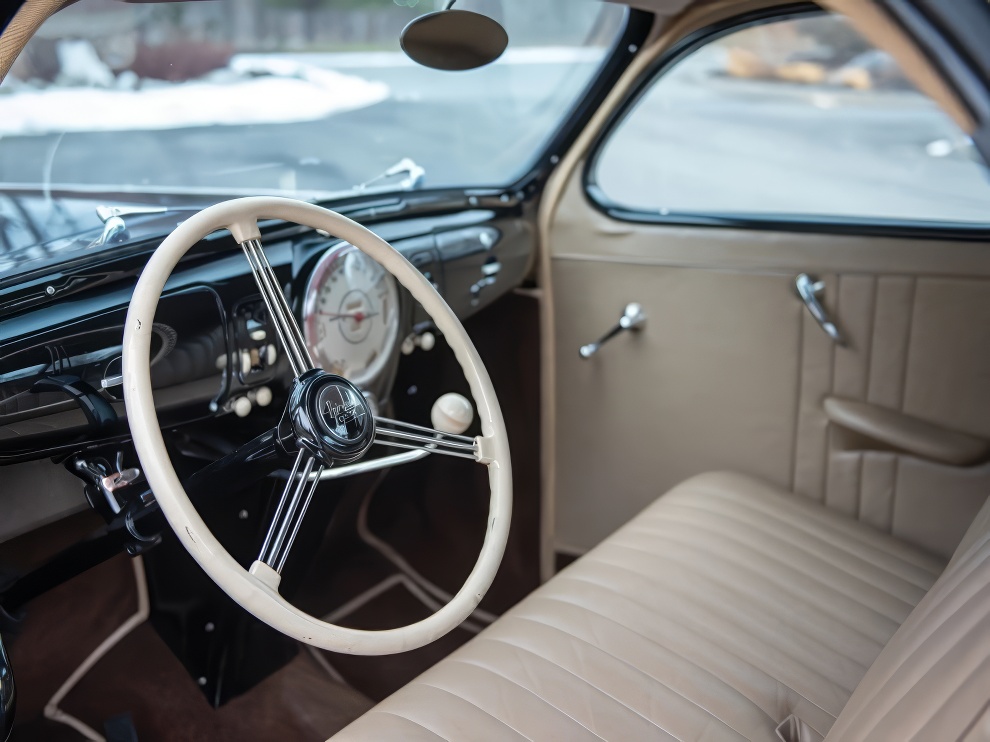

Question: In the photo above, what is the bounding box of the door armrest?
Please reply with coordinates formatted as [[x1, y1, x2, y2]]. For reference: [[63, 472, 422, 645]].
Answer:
[[824, 397, 990, 467]]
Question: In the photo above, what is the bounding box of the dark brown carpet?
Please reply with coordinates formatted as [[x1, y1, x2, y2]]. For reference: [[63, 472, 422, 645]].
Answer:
[[7, 554, 372, 741]]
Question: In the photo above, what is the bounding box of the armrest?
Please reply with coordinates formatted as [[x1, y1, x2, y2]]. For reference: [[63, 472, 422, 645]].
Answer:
[[824, 397, 990, 467]]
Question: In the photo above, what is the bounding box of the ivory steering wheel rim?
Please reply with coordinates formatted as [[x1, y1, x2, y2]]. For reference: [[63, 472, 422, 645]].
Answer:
[[122, 196, 512, 655]]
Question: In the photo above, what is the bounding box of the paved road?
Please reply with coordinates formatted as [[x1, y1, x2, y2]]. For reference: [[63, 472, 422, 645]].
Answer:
[[1, 56, 987, 229]]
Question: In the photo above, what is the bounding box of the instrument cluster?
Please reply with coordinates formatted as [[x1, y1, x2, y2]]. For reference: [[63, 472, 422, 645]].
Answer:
[[302, 244, 401, 389]]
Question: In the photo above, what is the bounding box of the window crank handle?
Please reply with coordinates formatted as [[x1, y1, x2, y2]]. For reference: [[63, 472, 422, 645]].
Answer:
[[579, 303, 647, 359]]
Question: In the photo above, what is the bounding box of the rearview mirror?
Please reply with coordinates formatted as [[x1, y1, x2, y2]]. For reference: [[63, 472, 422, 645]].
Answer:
[[400, 6, 508, 71]]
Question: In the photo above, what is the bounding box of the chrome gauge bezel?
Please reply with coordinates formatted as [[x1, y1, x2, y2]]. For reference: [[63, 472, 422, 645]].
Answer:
[[302, 243, 401, 388]]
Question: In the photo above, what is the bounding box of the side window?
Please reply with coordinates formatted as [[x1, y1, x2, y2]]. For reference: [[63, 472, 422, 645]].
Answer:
[[590, 12, 990, 226]]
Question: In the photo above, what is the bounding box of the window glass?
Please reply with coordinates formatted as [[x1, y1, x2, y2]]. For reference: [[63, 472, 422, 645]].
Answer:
[[0, 0, 624, 196], [592, 13, 990, 225]]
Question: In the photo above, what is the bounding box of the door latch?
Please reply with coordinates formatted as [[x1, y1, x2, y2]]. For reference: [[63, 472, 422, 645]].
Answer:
[[795, 274, 846, 346]]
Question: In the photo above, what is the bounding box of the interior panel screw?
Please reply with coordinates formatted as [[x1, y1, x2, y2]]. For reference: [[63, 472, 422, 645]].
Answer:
[[205, 622, 215, 633], [238, 509, 249, 520], [46, 286, 55, 295]]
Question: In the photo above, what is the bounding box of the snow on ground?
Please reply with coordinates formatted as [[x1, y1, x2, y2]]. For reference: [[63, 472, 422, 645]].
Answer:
[[0, 46, 603, 137], [0, 55, 389, 136]]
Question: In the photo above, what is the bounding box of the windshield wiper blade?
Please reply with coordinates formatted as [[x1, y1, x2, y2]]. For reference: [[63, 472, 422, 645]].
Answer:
[[354, 158, 426, 193]]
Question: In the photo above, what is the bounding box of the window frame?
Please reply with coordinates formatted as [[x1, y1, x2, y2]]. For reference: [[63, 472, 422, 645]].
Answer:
[[583, 3, 990, 242]]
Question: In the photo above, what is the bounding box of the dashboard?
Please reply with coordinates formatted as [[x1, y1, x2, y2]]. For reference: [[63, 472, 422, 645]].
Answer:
[[0, 206, 533, 466]]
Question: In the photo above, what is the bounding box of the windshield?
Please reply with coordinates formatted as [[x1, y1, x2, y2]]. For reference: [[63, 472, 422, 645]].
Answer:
[[0, 0, 625, 275]]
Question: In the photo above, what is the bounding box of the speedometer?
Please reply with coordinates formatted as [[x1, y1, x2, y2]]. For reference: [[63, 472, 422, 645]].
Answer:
[[303, 244, 400, 387]]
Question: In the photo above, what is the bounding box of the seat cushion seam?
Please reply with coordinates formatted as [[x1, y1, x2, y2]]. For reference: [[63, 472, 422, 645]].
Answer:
[[558, 563, 862, 695], [660, 494, 942, 584], [619, 522, 916, 619], [587, 545, 880, 669], [672, 484, 943, 576], [484, 618, 768, 739], [654, 501, 937, 593], [608, 524, 913, 621], [511, 601, 794, 727], [363, 710, 451, 741], [413, 681, 539, 742], [603, 537, 902, 635], [457, 640, 685, 740], [529, 592, 840, 724]]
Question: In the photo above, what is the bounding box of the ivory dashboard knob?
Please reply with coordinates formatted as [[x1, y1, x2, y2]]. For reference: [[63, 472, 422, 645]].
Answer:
[[253, 386, 273, 407], [232, 396, 252, 418], [431, 392, 473, 435]]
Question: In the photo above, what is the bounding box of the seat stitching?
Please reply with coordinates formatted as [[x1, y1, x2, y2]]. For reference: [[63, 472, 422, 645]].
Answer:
[[840, 590, 990, 740], [623, 518, 918, 617], [503, 611, 778, 730], [601, 537, 899, 641], [434, 657, 605, 742], [660, 496, 941, 587], [611, 528, 909, 625], [514, 600, 794, 726], [590, 543, 880, 668], [847, 572, 990, 723], [528, 592, 838, 724], [364, 710, 450, 741], [677, 485, 943, 576], [657, 490, 933, 574], [655, 500, 936, 593], [610, 525, 902, 642], [485, 617, 764, 739], [455, 641, 682, 741], [668, 481, 930, 566], [561, 561, 862, 695], [413, 682, 538, 742]]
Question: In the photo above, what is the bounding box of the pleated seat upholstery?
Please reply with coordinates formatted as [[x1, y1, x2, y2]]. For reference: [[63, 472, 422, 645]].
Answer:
[[332, 472, 960, 740]]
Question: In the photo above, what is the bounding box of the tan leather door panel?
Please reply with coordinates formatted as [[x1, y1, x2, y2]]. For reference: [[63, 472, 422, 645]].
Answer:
[[549, 177, 990, 560]]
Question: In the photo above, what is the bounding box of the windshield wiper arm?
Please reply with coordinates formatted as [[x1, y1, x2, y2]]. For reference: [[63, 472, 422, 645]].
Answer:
[[90, 204, 170, 247], [354, 158, 426, 193]]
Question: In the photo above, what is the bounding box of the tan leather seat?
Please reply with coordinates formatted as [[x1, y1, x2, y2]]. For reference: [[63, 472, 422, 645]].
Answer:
[[331, 472, 990, 741]]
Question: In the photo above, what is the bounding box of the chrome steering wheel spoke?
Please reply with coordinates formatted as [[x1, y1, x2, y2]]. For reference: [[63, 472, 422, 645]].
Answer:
[[373, 416, 479, 461], [258, 449, 324, 576], [241, 238, 315, 378]]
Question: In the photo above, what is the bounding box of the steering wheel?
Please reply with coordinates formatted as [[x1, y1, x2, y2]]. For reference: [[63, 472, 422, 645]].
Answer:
[[122, 197, 511, 655]]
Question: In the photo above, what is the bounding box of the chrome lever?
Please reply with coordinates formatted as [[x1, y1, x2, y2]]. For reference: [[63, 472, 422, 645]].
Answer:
[[579, 303, 646, 359], [795, 274, 846, 346]]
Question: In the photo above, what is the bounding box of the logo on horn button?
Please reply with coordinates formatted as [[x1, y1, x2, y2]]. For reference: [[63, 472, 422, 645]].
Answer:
[[316, 381, 367, 443]]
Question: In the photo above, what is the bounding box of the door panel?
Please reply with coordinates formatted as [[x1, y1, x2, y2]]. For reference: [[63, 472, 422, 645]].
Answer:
[[549, 177, 990, 559]]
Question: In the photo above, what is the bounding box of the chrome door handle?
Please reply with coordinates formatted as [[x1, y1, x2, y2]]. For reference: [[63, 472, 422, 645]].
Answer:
[[795, 274, 846, 346], [579, 303, 646, 359]]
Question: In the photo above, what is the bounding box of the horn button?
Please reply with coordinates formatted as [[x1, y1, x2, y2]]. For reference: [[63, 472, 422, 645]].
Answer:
[[280, 370, 375, 466]]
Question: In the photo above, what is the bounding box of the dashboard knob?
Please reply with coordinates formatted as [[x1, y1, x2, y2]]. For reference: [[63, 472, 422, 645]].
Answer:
[[254, 386, 273, 407], [233, 396, 252, 418], [240, 351, 252, 376], [431, 392, 473, 435], [418, 331, 436, 352]]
